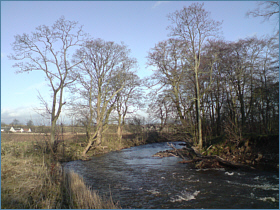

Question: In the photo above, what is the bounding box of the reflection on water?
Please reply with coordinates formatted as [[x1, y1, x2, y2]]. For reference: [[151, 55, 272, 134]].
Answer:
[[64, 142, 279, 209]]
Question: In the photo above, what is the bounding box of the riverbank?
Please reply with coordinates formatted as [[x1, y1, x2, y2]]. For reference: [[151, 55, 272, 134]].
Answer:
[[154, 133, 279, 172], [202, 134, 279, 171], [1, 133, 134, 209], [1, 131, 162, 208], [1, 130, 175, 208], [1, 152, 119, 209]]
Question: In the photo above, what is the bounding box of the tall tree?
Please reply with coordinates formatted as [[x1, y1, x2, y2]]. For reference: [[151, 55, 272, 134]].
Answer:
[[9, 16, 86, 144], [208, 36, 279, 136], [113, 72, 143, 142], [202, 39, 228, 136], [167, 3, 222, 149], [73, 38, 137, 156], [254, 35, 279, 133], [147, 92, 174, 132], [147, 38, 188, 127]]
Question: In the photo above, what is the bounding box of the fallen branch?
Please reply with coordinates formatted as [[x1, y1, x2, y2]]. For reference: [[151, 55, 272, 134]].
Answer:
[[214, 155, 255, 170], [167, 142, 186, 160], [167, 141, 255, 170]]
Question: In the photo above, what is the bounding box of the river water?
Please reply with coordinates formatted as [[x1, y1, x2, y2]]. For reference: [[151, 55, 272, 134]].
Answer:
[[64, 142, 279, 209]]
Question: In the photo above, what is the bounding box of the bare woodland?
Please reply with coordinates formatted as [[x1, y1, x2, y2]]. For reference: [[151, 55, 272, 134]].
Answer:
[[9, 3, 279, 155]]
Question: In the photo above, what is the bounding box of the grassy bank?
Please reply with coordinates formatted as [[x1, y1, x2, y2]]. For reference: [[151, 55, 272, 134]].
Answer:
[[1, 130, 175, 209], [1, 133, 130, 209]]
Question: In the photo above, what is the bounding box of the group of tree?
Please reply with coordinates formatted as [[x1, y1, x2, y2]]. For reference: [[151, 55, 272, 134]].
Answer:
[[9, 2, 278, 154], [146, 3, 279, 150], [1, 119, 34, 127], [10, 17, 143, 156], [68, 39, 142, 155]]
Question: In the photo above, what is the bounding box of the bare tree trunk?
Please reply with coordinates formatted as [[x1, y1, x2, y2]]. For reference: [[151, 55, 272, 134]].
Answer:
[[82, 129, 99, 156], [117, 126, 123, 143], [82, 140, 94, 157], [86, 126, 91, 142], [173, 85, 188, 127], [96, 126, 102, 145], [117, 114, 122, 143], [50, 120, 56, 144], [195, 67, 203, 150]]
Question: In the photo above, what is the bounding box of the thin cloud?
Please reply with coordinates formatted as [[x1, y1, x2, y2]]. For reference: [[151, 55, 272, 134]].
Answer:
[[152, 1, 170, 9], [1, 106, 45, 125], [1, 107, 33, 123]]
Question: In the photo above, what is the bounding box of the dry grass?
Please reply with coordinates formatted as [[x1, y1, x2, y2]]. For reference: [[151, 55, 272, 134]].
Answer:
[[102, 133, 147, 149], [1, 150, 62, 208], [64, 171, 119, 209], [1, 130, 162, 209], [1, 134, 120, 209]]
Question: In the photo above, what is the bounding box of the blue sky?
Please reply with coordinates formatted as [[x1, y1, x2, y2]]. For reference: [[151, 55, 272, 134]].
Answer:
[[1, 1, 277, 125]]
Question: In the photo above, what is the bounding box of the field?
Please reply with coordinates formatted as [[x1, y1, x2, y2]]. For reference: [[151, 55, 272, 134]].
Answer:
[[1, 132, 141, 209]]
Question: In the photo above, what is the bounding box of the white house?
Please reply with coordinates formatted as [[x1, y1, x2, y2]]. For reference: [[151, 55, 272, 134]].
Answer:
[[4, 127, 32, 133], [9, 127, 25, 133], [15, 128, 24, 133], [23, 128, 32, 133], [9, 127, 16, 132], [1, 127, 10, 132]]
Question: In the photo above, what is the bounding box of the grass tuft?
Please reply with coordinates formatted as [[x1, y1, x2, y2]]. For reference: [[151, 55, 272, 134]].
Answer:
[[63, 171, 119, 209]]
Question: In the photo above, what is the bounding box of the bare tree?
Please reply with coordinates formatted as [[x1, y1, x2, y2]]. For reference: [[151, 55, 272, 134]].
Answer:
[[254, 35, 279, 133], [247, 1, 279, 35], [147, 38, 189, 127], [72, 38, 137, 156], [9, 16, 87, 144], [167, 3, 222, 150], [205, 36, 279, 136], [113, 72, 144, 142], [147, 92, 174, 132], [247, 1, 279, 21]]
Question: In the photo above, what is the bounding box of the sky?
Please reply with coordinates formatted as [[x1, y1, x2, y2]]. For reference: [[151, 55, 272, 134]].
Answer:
[[1, 1, 277, 125]]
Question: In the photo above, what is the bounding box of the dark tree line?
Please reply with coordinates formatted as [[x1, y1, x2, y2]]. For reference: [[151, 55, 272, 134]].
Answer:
[[147, 3, 279, 150]]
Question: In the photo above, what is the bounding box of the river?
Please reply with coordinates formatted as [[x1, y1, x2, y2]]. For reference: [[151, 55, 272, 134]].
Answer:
[[64, 142, 279, 209]]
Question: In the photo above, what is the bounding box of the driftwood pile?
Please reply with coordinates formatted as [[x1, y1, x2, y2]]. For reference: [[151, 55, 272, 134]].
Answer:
[[154, 142, 255, 170]]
